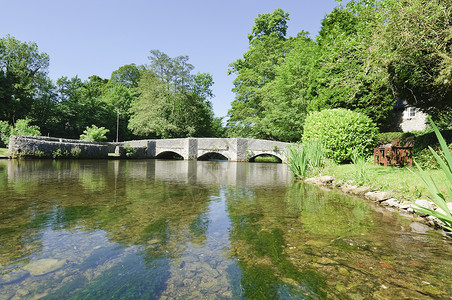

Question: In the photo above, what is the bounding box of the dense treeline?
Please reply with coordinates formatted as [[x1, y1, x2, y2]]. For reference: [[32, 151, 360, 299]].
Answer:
[[227, 0, 451, 141], [0, 38, 223, 143], [1, 0, 451, 144]]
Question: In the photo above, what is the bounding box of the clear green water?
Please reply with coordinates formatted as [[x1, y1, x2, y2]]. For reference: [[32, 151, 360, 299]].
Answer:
[[0, 159, 451, 299]]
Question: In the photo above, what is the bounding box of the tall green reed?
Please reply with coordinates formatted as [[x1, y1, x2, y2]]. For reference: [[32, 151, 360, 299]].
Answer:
[[286, 141, 325, 179], [411, 119, 452, 231]]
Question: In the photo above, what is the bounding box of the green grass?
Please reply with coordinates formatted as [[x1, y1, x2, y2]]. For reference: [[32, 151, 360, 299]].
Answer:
[[323, 161, 446, 202], [0, 148, 8, 156]]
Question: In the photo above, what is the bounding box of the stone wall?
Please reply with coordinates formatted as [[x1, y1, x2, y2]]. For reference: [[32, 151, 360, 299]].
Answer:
[[8, 136, 109, 158]]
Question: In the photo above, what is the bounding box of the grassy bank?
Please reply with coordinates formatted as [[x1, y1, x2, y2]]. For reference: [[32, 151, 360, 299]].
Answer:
[[320, 161, 446, 202], [0, 148, 8, 156]]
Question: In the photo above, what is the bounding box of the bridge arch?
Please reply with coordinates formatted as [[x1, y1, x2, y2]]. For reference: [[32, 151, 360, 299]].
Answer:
[[197, 152, 229, 161], [155, 151, 184, 160], [248, 152, 283, 163]]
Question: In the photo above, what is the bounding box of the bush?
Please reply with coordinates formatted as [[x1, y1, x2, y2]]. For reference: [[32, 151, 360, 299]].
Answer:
[[80, 125, 109, 142], [11, 119, 41, 137], [302, 109, 378, 163], [0, 119, 41, 147]]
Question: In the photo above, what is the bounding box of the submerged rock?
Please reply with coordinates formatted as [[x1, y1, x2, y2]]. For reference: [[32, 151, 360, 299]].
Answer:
[[24, 258, 67, 276], [409, 222, 430, 234]]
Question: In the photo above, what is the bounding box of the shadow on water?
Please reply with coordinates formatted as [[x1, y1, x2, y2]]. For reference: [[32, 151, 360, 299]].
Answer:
[[0, 160, 451, 299]]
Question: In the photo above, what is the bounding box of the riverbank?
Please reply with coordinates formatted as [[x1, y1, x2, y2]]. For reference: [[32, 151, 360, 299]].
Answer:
[[303, 170, 451, 235]]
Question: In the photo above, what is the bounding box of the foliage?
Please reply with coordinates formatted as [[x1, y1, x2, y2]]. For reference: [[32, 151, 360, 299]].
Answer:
[[0, 35, 50, 122], [10, 118, 41, 137], [372, 0, 452, 121], [128, 51, 217, 138], [227, 9, 300, 140], [286, 141, 325, 179], [123, 144, 137, 158], [52, 148, 70, 159], [411, 120, 452, 231], [80, 125, 109, 142], [0, 121, 11, 147], [2, 118, 42, 147], [302, 109, 378, 163]]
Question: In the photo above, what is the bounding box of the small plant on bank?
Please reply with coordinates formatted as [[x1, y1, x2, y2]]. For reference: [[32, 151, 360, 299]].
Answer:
[[351, 149, 370, 185], [71, 147, 82, 158], [80, 125, 109, 142], [34, 150, 45, 158], [52, 148, 70, 159], [411, 119, 452, 231]]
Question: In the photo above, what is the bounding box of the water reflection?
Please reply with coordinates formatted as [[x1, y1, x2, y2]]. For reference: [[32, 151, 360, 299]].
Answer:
[[0, 160, 451, 299]]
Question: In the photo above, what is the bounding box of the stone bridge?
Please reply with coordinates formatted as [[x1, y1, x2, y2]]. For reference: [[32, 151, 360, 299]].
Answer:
[[8, 136, 290, 162], [119, 138, 289, 162]]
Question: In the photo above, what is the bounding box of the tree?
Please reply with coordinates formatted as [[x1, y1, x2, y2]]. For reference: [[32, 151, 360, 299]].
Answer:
[[110, 63, 144, 88], [129, 51, 217, 138], [0, 35, 50, 123], [312, 2, 396, 129], [372, 0, 452, 120], [227, 9, 294, 139]]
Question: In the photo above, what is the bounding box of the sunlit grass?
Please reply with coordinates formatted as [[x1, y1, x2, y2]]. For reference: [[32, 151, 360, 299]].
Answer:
[[0, 148, 8, 156]]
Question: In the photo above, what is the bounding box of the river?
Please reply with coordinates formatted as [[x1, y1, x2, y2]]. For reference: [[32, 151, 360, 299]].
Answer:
[[0, 159, 451, 299]]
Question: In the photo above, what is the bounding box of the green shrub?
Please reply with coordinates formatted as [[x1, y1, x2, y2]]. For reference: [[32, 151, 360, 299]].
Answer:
[[0, 119, 40, 147], [80, 125, 109, 142], [0, 121, 11, 147], [302, 109, 378, 163]]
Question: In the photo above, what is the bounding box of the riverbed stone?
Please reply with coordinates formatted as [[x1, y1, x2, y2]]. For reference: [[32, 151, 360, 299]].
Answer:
[[24, 258, 67, 276], [365, 191, 393, 202], [409, 222, 430, 233], [0, 270, 29, 284]]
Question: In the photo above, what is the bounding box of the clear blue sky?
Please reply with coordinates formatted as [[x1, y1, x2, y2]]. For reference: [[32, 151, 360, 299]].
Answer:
[[0, 0, 345, 118]]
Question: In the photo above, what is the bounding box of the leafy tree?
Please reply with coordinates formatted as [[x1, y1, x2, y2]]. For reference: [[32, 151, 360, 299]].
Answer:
[[313, 1, 395, 129], [110, 63, 144, 88], [0, 35, 50, 123], [129, 51, 217, 138], [227, 8, 295, 139], [262, 34, 318, 141], [372, 0, 452, 120], [80, 124, 109, 142]]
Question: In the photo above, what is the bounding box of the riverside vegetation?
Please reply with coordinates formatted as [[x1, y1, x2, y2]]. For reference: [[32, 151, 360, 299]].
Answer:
[[286, 117, 452, 232]]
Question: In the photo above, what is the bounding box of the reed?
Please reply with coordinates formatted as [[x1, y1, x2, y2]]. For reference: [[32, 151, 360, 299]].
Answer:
[[286, 141, 325, 179], [411, 120, 452, 231]]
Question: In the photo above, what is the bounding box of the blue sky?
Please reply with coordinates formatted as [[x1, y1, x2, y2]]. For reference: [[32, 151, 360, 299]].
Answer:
[[1, 0, 344, 118]]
